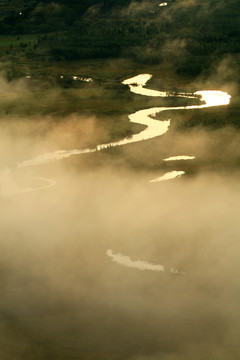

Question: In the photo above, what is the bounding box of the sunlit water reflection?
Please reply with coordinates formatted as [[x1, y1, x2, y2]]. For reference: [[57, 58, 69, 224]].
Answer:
[[159, 2, 168, 6], [163, 156, 195, 161], [0, 73, 231, 196], [150, 171, 186, 182]]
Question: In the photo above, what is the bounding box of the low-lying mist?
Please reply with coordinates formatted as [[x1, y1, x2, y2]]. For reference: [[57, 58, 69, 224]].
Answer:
[[1, 108, 240, 359]]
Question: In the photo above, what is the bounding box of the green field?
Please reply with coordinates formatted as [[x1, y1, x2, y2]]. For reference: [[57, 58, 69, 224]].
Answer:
[[0, 34, 37, 47]]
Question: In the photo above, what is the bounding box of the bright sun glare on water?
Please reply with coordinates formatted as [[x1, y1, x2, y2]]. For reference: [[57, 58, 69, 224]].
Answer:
[[196, 90, 231, 107]]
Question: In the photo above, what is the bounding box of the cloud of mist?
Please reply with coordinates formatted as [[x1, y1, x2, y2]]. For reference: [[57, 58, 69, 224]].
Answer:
[[0, 75, 30, 102], [0, 67, 240, 360], [160, 38, 187, 64], [194, 55, 240, 96], [31, 2, 62, 16], [122, 0, 151, 16], [1, 159, 240, 359]]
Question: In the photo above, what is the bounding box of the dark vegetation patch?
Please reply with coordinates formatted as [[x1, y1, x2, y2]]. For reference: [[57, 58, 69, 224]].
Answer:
[[0, 0, 239, 79]]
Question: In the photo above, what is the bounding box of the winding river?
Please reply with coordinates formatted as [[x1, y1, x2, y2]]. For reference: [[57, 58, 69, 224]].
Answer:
[[0, 73, 232, 275], [0, 74, 231, 197]]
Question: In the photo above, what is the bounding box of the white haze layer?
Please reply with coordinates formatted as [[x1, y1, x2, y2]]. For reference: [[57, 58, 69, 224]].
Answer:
[[0, 168, 56, 197]]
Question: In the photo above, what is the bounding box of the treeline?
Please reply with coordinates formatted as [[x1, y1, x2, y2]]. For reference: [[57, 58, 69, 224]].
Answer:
[[43, 19, 153, 60], [1, 0, 240, 78]]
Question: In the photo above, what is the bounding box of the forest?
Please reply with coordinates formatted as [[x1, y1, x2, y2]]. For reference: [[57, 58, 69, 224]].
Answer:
[[0, 0, 240, 79]]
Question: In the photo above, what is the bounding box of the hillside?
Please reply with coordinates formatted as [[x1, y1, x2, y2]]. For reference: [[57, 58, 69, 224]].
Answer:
[[0, 0, 239, 80]]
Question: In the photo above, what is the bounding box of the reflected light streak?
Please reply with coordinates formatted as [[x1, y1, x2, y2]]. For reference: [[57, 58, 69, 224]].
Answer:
[[150, 171, 185, 183], [163, 156, 196, 161]]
